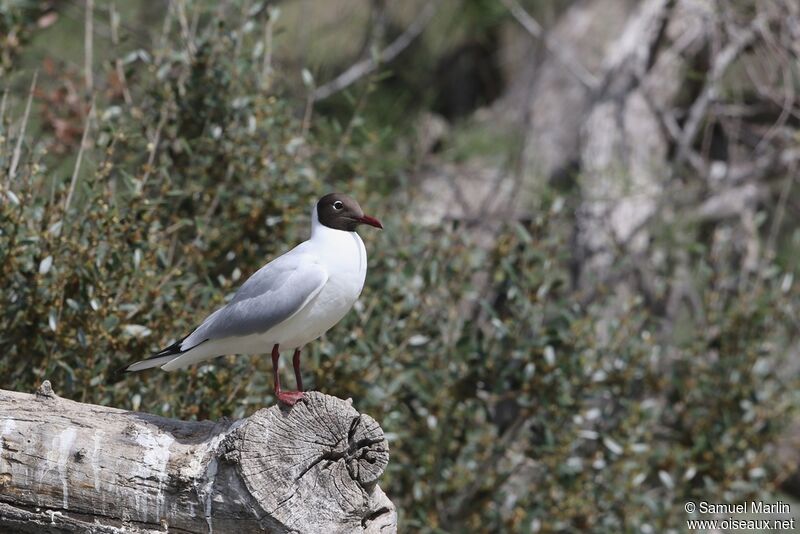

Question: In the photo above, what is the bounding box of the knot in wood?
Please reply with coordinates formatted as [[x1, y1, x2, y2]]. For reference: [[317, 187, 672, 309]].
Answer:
[[235, 392, 390, 532], [35, 380, 54, 398]]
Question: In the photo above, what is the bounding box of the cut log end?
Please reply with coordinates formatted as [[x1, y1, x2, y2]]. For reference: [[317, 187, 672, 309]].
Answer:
[[235, 392, 393, 532], [0, 383, 396, 534]]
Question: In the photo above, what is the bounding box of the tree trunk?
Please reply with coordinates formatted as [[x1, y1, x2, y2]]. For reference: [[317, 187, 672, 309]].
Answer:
[[0, 381, 395, 534]]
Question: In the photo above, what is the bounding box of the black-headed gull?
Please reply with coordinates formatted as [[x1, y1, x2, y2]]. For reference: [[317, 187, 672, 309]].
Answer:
[[125, 193, 383, 405]]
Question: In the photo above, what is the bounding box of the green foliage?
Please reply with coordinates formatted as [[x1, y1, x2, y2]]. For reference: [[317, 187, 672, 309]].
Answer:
[[353, 210, 798, 532], [1, 2, 798, 532], [0, 0, 48, 76], [0, 3, 343, 416]]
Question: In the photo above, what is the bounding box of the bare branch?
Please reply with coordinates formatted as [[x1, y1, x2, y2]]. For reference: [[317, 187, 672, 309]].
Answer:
[[765, 160, 798, 262], [638, 85, 707, 174], [109, 1, 133, 105], [260, 6, 279, 90], [677, 18, 762, 165], [0, 87, 8, 130], [174, 0, 196, 57], [84, 0, 94, 94], [313, 0, 441, 101], [154, 0, 175, 65], [695, 183, 767, 221], [302, 82, 315, 136], [7, 71, 38, 185], [232, 0, 252, 60], [63, 101, 95, 215], [500, 0, 598, 89], [140, 104, 168, 187]]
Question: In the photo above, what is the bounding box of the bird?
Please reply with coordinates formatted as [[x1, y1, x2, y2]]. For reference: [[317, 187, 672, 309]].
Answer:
[[125, 193, 383, 406]]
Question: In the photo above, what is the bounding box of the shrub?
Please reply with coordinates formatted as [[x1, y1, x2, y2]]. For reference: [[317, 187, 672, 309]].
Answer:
[[1, 2, 798, 532]]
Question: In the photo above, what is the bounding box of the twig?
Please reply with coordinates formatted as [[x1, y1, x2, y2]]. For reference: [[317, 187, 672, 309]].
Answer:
[[0, 88, 8, 132], [500, 0, 598, 89], [313, 0, 441, 101], [301, 81, 315, 136], [189, 3, 201, 44], [63, 101, 95, 215], [109, 1, 133, 105], [489, 41, 546, 218], [260, 6, 278, 90], [175, 0, 196, 57], [677, 18, 761, 165], [334, 82, 372, 161], [365, 0, 388, 57], [445, 409, 531, 524], [233, 0, 251, 61], [7, 72, 38, 185], [155, 1, 175, 65], [755, 65, 795, 153], [724, 150, 787, 184], [638, 85, 707, 174], [141, 104, 168, 187], [84, 0, 94, 95], [62, 0, 152, 49], [765, 161, 798, 264]]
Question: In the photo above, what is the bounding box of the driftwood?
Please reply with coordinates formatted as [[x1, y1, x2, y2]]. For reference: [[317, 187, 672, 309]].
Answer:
[[0, 381, 395, 533]]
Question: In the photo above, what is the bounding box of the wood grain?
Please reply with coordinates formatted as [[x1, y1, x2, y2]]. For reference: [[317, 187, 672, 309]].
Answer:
[[0, 382, 395, 533]]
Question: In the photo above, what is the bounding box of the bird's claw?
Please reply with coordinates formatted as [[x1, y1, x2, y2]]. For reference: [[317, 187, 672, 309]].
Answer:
[[277, 390, 305, 406]]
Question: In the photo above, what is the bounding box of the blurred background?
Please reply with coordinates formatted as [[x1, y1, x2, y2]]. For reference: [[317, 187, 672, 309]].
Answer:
[[1, 0, 799, 531]]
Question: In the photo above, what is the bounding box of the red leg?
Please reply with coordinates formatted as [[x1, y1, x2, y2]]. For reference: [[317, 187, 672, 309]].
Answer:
[[292, 348, 303, 391], [271, 344, 304, 406], [271, 344, 281, 395]]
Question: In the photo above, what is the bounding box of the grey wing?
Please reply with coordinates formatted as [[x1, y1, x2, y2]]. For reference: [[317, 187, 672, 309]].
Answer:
[[181, 254, 328, 349]]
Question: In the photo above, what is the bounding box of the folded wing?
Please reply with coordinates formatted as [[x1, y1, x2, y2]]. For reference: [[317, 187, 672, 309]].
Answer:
[[182, 253, 328, 348], [126, 251, 327, 372]]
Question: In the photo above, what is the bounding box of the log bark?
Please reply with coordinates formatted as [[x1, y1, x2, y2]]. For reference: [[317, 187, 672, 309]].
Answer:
[[0, 381, 395, 534]]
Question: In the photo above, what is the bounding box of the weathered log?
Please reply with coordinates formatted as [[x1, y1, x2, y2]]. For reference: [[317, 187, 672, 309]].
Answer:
[[0, 381, 395, 533]]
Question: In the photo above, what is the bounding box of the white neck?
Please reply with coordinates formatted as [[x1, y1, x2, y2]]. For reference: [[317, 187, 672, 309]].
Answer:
[[307, 204, 367, 276], [310, 204, 356, 241]]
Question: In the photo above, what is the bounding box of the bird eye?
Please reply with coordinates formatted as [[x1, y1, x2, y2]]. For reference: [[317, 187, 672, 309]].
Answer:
[[333, 201, 343, 210]]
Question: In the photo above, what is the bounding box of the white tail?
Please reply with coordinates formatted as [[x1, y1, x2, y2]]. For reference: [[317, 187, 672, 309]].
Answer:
[[125, 354, 179, 372]]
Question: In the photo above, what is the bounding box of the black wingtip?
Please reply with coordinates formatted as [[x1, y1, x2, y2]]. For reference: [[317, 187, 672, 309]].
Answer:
[[107, 363, 133, 384], [151, 338, 186, 358]]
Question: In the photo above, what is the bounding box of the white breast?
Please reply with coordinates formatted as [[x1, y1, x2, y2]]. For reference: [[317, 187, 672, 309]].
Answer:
[[263, 224, 367, 350]]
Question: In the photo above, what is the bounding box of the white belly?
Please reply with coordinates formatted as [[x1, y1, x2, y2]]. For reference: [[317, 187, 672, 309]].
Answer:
[[270, 276, 362, 348], [220, 229, 367, 354]]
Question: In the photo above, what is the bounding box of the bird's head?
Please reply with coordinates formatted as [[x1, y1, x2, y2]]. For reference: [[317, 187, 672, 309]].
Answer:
[[316, 193, 383, 232]]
